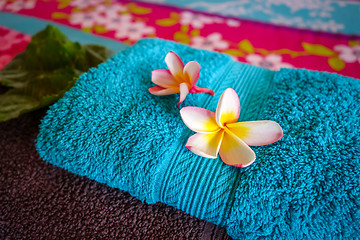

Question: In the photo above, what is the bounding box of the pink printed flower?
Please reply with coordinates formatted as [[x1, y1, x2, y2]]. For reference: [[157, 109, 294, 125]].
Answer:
[[69, 0, 106, 9], [180, 88, 283, 167], [97, 14, 132, 31], [149, 51, 215, 106], [246, 54, 293, 71], [0, 1, 6, 9], [0, 55, 13, 70], [71, 4, 130, 31], [191, 33, 229, 51], [94, 3, 127, 18], [4, 0, 35, 12], [115, 21, 155, 41], [69, 11, 104, 28], [180, 11, 221, 29], [0, 30, 30, 51], [334, 44, 360, 63], [225, 19, 241, 27]]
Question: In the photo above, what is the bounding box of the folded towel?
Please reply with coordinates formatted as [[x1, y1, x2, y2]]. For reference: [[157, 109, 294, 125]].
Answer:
[[36, 39, 360, 239]]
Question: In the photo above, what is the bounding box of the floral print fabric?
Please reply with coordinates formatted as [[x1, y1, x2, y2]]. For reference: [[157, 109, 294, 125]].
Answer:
[[0, 26, 30, 69], [0, 0, 359, 79], [139, 0, 360, 35]]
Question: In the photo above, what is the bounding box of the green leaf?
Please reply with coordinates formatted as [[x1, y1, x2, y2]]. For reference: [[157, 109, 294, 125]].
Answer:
[[1, 52, 26, 71], [174, 32, 190, 44], [222, 49, 244, 57], [156, 18, 178, 27], [328, 57, 345, 71], [0, 95, 38, 122], [82, 27, 92, 33], [57, 0, 71, 9], [94, 25, 108, 34], [71, 7, 82, 13], [181, 25, 189, 33], [83, 44, 115, 66], [0, 70, 29, 88], [349, 40, 359, 47], [239, 39, 254, 54], [127, 3, 151, 14], [302, 42, 335, 56], [190, 29, 199, 36], [51, 12, 69, 19], [0, 25, 114, 122], [170, 12, 180, 19]]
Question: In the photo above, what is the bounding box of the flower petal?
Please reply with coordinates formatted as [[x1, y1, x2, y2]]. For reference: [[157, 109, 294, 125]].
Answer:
[[338, 52, 357, 63], [354, 45, 360, 51], [215, 88, 240, 127], [227, 120, 283, 146], [178, 82, 189, 106], [183, 61, 200, 86], [189, 85, 215, 96], [185, 131, 224, 159], [149, 86, 179, 96], [334, 44, 352, 54], [180, 107, 220, 133], [152, 69, 178, 88], [165, 51, 185, 79], [265, 54, 282, 64], [245, 54, 263, 65], [219, 130, 256, 167], [208, 33, 222, 41]]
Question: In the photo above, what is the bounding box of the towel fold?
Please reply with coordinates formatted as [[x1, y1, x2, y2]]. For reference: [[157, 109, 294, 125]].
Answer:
[[36, 39, 360, 239]]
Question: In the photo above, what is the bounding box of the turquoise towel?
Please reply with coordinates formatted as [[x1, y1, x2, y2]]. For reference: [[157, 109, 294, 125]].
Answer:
[[36, 39, 360, 239]]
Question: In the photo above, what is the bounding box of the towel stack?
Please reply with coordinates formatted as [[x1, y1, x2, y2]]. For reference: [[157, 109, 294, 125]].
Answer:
[[36, 39, 360, 239]]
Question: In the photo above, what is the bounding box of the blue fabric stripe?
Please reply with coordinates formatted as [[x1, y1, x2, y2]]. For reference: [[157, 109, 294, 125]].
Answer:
[[0, 12, 129, 53], [137, 0, 360, 35]]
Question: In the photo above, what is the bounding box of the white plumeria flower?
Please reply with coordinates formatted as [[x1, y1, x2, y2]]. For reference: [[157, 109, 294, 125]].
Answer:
[[114, 21, 155, 41], [180, 88, 283, 167], [5, 0, 35, 12], [149, 51, 214, 106], [69, 0, 106, 9], [246, 54, 293, 71], [191, 33, 229, 51], [180, 11, 220, 29], [334, 44, 360, 63], [70, 11, 104, 28]]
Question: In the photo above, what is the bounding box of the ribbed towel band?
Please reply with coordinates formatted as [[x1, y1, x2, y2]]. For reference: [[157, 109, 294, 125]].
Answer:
[[151, 62, 275, 225]]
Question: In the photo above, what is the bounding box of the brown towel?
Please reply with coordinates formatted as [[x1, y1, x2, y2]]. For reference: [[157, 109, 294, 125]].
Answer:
[[0, 110, 232, 239]]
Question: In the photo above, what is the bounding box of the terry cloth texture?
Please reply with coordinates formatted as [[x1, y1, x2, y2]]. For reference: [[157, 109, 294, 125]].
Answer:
[[36, 39, 360, 239], [0, 109, 232, 239]]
